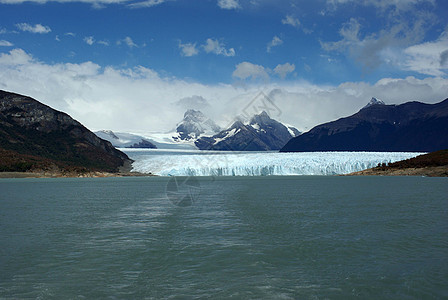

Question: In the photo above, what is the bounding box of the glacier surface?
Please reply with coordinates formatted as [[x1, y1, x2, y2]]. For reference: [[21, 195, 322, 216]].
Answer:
[[126, 150, 422, 176]]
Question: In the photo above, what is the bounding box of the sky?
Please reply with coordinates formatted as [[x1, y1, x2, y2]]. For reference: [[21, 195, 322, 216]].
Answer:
[[0, 0, 447, 133]]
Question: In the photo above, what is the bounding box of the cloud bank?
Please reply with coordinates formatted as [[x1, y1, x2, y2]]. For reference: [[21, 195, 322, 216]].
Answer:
[[0, 48, 446, 134]]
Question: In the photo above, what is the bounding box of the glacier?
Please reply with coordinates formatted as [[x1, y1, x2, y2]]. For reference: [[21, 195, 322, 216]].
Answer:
[[125, 150, 422, 176]]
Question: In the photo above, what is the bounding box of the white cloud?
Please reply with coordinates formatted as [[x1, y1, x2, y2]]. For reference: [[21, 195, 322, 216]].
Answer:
[[84, 36, 95, 45], [179, 38, 235, 57], [321, 17, 431, 70], [128, 0, 168, 8], [217, 0, 240, 9], [1, 48, 446, 133], [98, 40, 110, 46], [232, 62, 269, 80], [0, 48, 33, 65], [124, 36, 137, 48], [117, 36, 138, 48], [281, 15, 300, 28], [326, 0, 435, 12], [3, 0, 126, 4], [400, 30, 448, 76], [266, 75, 448, 131], [267, 36, 283, 53], [203, 38, 235, 57], [15, 23, 51, 34], [178, 41, 199, 57], [274, 63, 295, 79], [2, 0, 173, 6], [0, 40, 14, 47], [173, 95, 210, 110]]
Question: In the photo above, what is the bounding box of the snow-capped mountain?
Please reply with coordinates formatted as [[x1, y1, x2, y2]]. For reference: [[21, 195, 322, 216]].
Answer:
[[195, 111, 301, 151], [95, 130, 197, 150], [173, 109, 221, 141], [95, 130, 157, 149], [362, 97, 385, 109], [95, 110, 301, 151]]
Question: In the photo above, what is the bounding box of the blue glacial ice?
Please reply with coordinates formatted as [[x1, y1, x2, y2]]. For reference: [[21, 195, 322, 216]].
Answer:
[[127, 150, 422, 176]]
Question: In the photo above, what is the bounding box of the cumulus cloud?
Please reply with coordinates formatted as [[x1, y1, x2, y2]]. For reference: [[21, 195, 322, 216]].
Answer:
[[217, 0, 240, 9], [267, 36, 283, 53], [400, 30, 448, 76], [0, 48, 33, 64], [117, 36, 138, 48], [321, 16, 431, 71], [274, 63, 295, 79], [98, 40, 110, 46], [266, 76, 448, 131], [232, 62, 269, 81], [0, 40, 14, 47], [173, 95, 211, 110], [178, 38, 235, 57], [84, 36, 95, 45], [178, 41, 199, 57], [281, 15, 300, 28], [203, 38, 235, 57], [1, 48, 446, 133], [15, 23, 51, 34]]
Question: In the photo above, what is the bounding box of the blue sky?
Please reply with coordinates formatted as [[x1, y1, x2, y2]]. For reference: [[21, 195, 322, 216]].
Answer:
[[0, 0, 447, 132]]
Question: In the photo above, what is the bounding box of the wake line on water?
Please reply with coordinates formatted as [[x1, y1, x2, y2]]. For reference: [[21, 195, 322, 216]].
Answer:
[[129, 151, 422, 176]]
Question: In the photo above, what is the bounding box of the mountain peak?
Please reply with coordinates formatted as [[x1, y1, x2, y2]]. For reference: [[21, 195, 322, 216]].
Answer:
[[363, 97, 385, 109], [175, 109, 220, 141], [250, 110, 273, 125], [183, 109, 206, 121], [196, 111, 299, 151], [99, 130, 119, 140]]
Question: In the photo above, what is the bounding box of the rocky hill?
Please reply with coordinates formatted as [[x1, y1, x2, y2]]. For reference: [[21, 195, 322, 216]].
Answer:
[[281, 97, 448, 152], [349, 149, 448, 177], [0, 90, 130, 173]]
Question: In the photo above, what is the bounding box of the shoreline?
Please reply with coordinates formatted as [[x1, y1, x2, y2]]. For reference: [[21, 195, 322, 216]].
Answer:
[[345, 166, 448, 177], [0, 171, 153, 179], [0, 160, 153, 178]]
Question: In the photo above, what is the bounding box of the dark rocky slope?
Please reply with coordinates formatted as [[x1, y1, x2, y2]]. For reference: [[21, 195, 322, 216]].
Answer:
[[0, 90, 129, 172], [281, 98, 448, 152]]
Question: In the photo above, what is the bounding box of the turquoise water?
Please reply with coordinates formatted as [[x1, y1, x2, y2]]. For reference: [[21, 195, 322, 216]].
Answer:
[[1, 176, 447, 299]]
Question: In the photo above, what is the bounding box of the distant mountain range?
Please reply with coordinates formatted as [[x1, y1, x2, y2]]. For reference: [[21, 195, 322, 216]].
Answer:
[[95, 130, 157, 149], [97, 109, 299, 151], [196, 111, 300, 151], [0, 90, 129, 172], [281, 97, 448, 152]]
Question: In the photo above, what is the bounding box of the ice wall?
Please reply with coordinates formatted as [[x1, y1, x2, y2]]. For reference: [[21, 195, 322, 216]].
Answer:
[[129, 151, 422, 176]]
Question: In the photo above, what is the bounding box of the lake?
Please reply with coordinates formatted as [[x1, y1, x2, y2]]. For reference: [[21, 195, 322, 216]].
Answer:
[[1, 176, 447, 298]]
